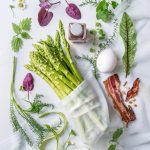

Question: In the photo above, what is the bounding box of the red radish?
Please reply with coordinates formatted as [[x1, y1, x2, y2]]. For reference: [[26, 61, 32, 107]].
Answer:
[[65, 0, 81, 20]]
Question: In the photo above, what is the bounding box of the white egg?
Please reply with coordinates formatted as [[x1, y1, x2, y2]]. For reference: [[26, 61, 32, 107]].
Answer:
[[96, 48, 117, 73]]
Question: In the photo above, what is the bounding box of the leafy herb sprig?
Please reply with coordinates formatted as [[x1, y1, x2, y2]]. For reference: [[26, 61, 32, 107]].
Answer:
[[108, 128, 123, 150], [63, 129, 77, 150], [11, 18, 32, 52], [79, 0, 97, 7], [25, 94, 55, 114]]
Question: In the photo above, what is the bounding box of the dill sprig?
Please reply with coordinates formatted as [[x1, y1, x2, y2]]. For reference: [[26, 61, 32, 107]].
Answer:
[[25, 94, 54, 114], [79, 0, 97, 7]]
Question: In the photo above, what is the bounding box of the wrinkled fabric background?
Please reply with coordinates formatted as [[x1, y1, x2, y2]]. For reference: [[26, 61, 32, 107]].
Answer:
[[0, 0, 150, 150]]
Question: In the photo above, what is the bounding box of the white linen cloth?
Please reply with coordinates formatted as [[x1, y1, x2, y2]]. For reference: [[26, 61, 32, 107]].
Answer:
[[1, 0, 150, 150]]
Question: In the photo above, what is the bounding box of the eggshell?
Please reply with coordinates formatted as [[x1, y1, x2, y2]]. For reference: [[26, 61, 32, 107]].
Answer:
[[96, 48, 117, 73]]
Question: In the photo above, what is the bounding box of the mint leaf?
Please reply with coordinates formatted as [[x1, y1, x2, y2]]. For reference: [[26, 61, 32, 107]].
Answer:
[[19, 18, 32, 31], [12, 23, 21, 34], [108, 144, 116, 150], [96, 0, 113, 22], [112, 128, 123, 142], [21, 32, 32, 39], [111, 1, 118, 9], [11, 37, 23, 52]]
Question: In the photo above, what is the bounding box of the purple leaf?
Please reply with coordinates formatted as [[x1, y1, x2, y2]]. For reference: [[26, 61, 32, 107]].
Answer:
[[23, 73, 34, 91], [65, 0, 81, 20], [38, 8, 53, 26]]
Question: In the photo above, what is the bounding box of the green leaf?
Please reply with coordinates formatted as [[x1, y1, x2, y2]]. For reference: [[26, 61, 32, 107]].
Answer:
[[21, 32, 32, 39], [112, 128, 123, 142], [12, 23, 21, 34], [108, 144, 116, 150], [96, 0, 109, 12], [120, 12, 137, 77], [111, 1, 118, 9], [96, 0, 114, 22], [11, 37, 23, 52], [19, 18, 32, 31], [98, 29, 105, 39], [70, 129, 77, 136]]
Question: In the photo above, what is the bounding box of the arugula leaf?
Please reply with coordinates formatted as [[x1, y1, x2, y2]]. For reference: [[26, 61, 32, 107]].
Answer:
[[120, 12, 137, 77], [108, 144, 116, 150], [96, 0, 113, 22], [11, 37, 23, 52], [111, 1, 118, 9], [12, 23, 21, 34], [21, 32, 32, 39], [112, 128, 123, 142], [19, 18, 32, 31]]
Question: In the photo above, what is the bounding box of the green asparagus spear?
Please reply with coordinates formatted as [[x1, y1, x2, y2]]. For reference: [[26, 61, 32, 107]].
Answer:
[[59, 20, 83, 82]]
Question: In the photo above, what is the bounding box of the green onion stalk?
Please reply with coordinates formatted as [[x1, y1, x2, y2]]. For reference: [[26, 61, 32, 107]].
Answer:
[[25, 20, 105, 141]]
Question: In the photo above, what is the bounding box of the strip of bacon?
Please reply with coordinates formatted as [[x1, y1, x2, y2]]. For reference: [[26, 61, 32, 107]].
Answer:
[[103, 74, 136, 126], [126, 78, 140, 101]]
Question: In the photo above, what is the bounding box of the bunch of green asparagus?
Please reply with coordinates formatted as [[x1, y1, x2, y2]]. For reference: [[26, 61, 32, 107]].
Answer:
[[25, 20, 83, 100]]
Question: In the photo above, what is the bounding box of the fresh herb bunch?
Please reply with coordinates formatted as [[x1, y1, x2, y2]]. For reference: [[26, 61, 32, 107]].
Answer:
[[26, 94, 54, 114], [10, 57, 45, 146], [79, 0, 97, 7], [108, 128, 123, 150], [10, 57, 67, 148], [120, 12, 137, 77], [11, 18, 32, 52], [96, 0, 118, 22]]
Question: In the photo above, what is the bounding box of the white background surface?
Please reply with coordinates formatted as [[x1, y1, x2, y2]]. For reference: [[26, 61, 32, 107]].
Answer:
[[1, 0, 150, 150]]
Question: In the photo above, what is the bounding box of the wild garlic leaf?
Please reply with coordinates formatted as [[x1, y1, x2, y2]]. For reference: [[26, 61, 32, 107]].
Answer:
[[112, 128, 123, 142], [21, 32, 32, 39], [12, 23, 21, 34], [11, 37, 23, 52], [108, 144, 116, 150], [111, 1, 118, 9], [19, 18, 32, 31], [120, 12, 137, 77]]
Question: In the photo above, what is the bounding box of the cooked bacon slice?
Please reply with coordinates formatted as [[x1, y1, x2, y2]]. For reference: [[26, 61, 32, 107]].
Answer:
[[126, 78, 140, 101], [103, 74, 136, 126]]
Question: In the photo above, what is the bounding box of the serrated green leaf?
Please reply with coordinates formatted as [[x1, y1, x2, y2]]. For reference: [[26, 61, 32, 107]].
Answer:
[[112, 128, 123, 141], [12, 23, 21, 34], [19, 18, 32, 31], [108, 144, 116, 150], [120, 12, 137, 77], [111, 1, 118, 9], [11, 37, 23, 52], [21, 32, 32, 39]]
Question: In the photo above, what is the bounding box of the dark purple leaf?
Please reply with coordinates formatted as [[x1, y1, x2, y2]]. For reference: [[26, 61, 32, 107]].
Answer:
[[65, 0, 81, 20], [23, 73, 34, 91], [38, 8, 53, 26]]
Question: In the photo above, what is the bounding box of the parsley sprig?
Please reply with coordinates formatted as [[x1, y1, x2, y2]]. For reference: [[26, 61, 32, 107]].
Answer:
[[11, 18, 32, 52]]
